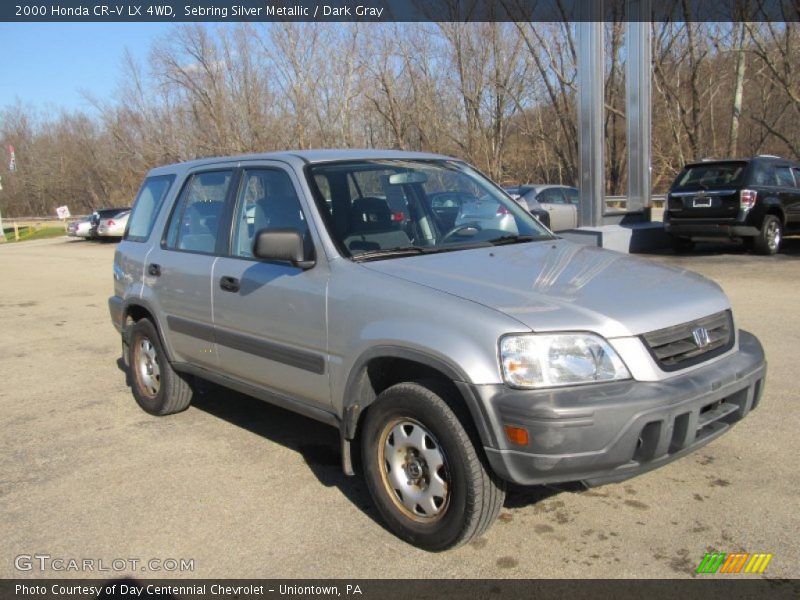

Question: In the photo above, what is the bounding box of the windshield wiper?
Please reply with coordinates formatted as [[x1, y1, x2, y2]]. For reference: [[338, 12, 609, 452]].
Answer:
[[352, 246, 432, 262], [486, 234, 541, 246]]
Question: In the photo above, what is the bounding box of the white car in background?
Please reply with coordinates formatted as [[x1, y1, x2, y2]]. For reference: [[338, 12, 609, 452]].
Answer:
[[506, 184, 580, 231], [96, 210, 131, 239], [68, 217, 93, 238]]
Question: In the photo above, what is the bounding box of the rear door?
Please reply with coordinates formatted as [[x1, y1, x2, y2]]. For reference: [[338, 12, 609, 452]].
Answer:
[[145, 167, 236, 369], [667, 162, 745, 219], [211, 164, 330, 409]]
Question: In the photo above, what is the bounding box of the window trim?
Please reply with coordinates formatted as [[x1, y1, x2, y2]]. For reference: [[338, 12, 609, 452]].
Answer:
[[160, 167, 238, 257]]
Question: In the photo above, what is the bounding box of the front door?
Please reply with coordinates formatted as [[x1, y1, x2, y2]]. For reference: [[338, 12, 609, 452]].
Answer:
[[212, 166, 330, 408], [538, 187, 577, 231]]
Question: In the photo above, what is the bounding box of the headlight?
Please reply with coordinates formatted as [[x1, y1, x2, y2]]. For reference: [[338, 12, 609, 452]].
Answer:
[[500, 333, 630, 388]]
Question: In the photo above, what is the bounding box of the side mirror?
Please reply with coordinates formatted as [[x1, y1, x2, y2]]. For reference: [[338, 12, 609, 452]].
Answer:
[[253, 228, 315, 269]]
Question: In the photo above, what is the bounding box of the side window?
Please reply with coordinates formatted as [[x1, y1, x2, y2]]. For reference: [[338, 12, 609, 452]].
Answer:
[[565, 188, 580, 206], [792, 168, 800, 187], [231, 169, 308, 258], [125, 175, 175, 242], [165, 170, 232, 254], [539, 188, 565, 204], [775, 166, 794, 188], [751, 164, 771, 186]]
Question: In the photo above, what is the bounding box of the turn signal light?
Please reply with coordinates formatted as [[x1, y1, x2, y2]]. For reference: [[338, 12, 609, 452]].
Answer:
[[504, 425, 529, 446]]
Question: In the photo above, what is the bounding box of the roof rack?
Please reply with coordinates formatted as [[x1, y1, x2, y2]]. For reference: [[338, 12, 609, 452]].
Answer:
[[755, 154, 781, 159]]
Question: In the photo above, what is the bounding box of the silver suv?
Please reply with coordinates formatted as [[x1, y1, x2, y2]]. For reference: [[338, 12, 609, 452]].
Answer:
[[109, 150, 766, 551]]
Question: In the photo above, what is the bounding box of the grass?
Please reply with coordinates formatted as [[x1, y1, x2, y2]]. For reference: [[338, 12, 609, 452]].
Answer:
[[1, 225, 67, 243]]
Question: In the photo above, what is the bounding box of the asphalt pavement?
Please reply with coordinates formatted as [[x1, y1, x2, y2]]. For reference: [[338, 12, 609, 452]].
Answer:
[[1, 236, 797, 579]]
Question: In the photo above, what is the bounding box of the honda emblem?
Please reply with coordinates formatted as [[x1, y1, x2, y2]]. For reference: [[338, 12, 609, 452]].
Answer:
[[692, 327, 711, 348]]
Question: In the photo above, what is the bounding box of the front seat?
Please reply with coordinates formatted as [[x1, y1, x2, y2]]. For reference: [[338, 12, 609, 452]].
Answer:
[[345, 197, 411, 252]]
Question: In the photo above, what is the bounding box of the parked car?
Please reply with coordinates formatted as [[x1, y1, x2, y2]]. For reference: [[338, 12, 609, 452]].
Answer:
[[97, 210, 131, 239], [505, 185, 580, 231], [109, 150, 766, 551], [67, 216, 93, 238], [453, 193, 518, 234], [664, 155, 800, 254], [503, 187, 551, 228], [90, 207, 129, 239]]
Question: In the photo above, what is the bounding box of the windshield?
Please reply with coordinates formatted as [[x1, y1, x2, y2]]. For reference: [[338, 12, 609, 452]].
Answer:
[[306, 159, 552, 260], [673, 162, 747, 190]]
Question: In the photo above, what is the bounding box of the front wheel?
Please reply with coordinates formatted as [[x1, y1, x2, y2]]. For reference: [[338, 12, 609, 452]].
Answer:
[[361, 381, 505, 551]]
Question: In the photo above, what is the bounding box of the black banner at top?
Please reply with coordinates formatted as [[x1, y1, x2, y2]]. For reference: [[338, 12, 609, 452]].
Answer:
[[3, 0, 800, 23]]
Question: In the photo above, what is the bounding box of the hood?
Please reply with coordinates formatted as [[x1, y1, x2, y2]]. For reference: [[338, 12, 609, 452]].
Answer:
[[361, 240, 730, 338]]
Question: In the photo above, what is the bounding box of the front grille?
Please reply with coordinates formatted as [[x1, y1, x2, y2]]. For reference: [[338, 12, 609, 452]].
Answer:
[[641, 310, 734, 371]]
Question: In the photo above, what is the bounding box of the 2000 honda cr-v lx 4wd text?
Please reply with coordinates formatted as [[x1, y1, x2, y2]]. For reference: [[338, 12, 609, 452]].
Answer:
[[109, 150, 767, 551]]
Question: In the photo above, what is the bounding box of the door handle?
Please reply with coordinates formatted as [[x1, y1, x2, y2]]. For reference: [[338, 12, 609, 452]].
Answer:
[[219, 276, 240, 293], [147, 263, 161, 276]]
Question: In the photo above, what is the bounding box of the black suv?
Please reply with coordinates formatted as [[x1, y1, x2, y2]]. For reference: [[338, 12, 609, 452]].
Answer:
[[664, 155, 800, 254]]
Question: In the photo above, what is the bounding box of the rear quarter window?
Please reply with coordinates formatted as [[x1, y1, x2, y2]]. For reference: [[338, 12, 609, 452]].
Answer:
[[775, 166, 795, 187], [125, 175, 176, 242]]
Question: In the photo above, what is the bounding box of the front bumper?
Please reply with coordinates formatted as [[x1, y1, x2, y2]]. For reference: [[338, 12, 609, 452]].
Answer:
[[474, 330, 766, 487]]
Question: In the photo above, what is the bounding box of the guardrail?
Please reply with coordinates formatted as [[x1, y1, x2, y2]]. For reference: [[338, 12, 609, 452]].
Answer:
[[1, 216, 87, 242], [605, 195, 666, 210]]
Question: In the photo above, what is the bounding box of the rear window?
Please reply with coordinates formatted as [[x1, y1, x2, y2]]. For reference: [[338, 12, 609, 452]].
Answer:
[[673, 163, 746, 190]]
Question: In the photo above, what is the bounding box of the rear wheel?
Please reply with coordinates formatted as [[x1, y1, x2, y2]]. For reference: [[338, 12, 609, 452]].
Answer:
[[128, 318, 193, 415], [752, 215, 782, 255], [670, 235, 695, 254], [361, 381, 505, 551]]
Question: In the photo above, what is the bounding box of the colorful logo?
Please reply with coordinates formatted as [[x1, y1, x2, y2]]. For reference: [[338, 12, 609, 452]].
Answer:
[[696, 552, 773, 574]]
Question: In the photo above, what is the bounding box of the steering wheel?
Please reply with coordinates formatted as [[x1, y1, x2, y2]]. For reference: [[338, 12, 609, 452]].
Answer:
[[441, 223, 482, 243]]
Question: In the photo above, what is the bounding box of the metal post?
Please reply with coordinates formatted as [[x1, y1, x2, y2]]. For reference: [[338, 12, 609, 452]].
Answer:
[[626, 0, 652, 214], [578, 4, 605, 227]]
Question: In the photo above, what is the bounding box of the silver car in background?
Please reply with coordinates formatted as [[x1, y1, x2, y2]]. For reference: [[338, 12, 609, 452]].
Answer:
[[453, 194, 519, 235], [97, 210, 131, 239], [68, 216, 93, 238], [509, 184, 580, 231]]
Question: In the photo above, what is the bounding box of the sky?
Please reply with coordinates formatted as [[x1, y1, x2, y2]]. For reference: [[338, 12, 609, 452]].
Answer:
[[0, 23, 177, 114]]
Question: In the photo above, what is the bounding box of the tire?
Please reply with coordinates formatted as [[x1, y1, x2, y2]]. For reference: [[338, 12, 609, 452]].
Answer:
[[752, 215, 782, 255], [361, 381, 505, 551], [670, 235, 695, 254], [128, 318, 193, 416]]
